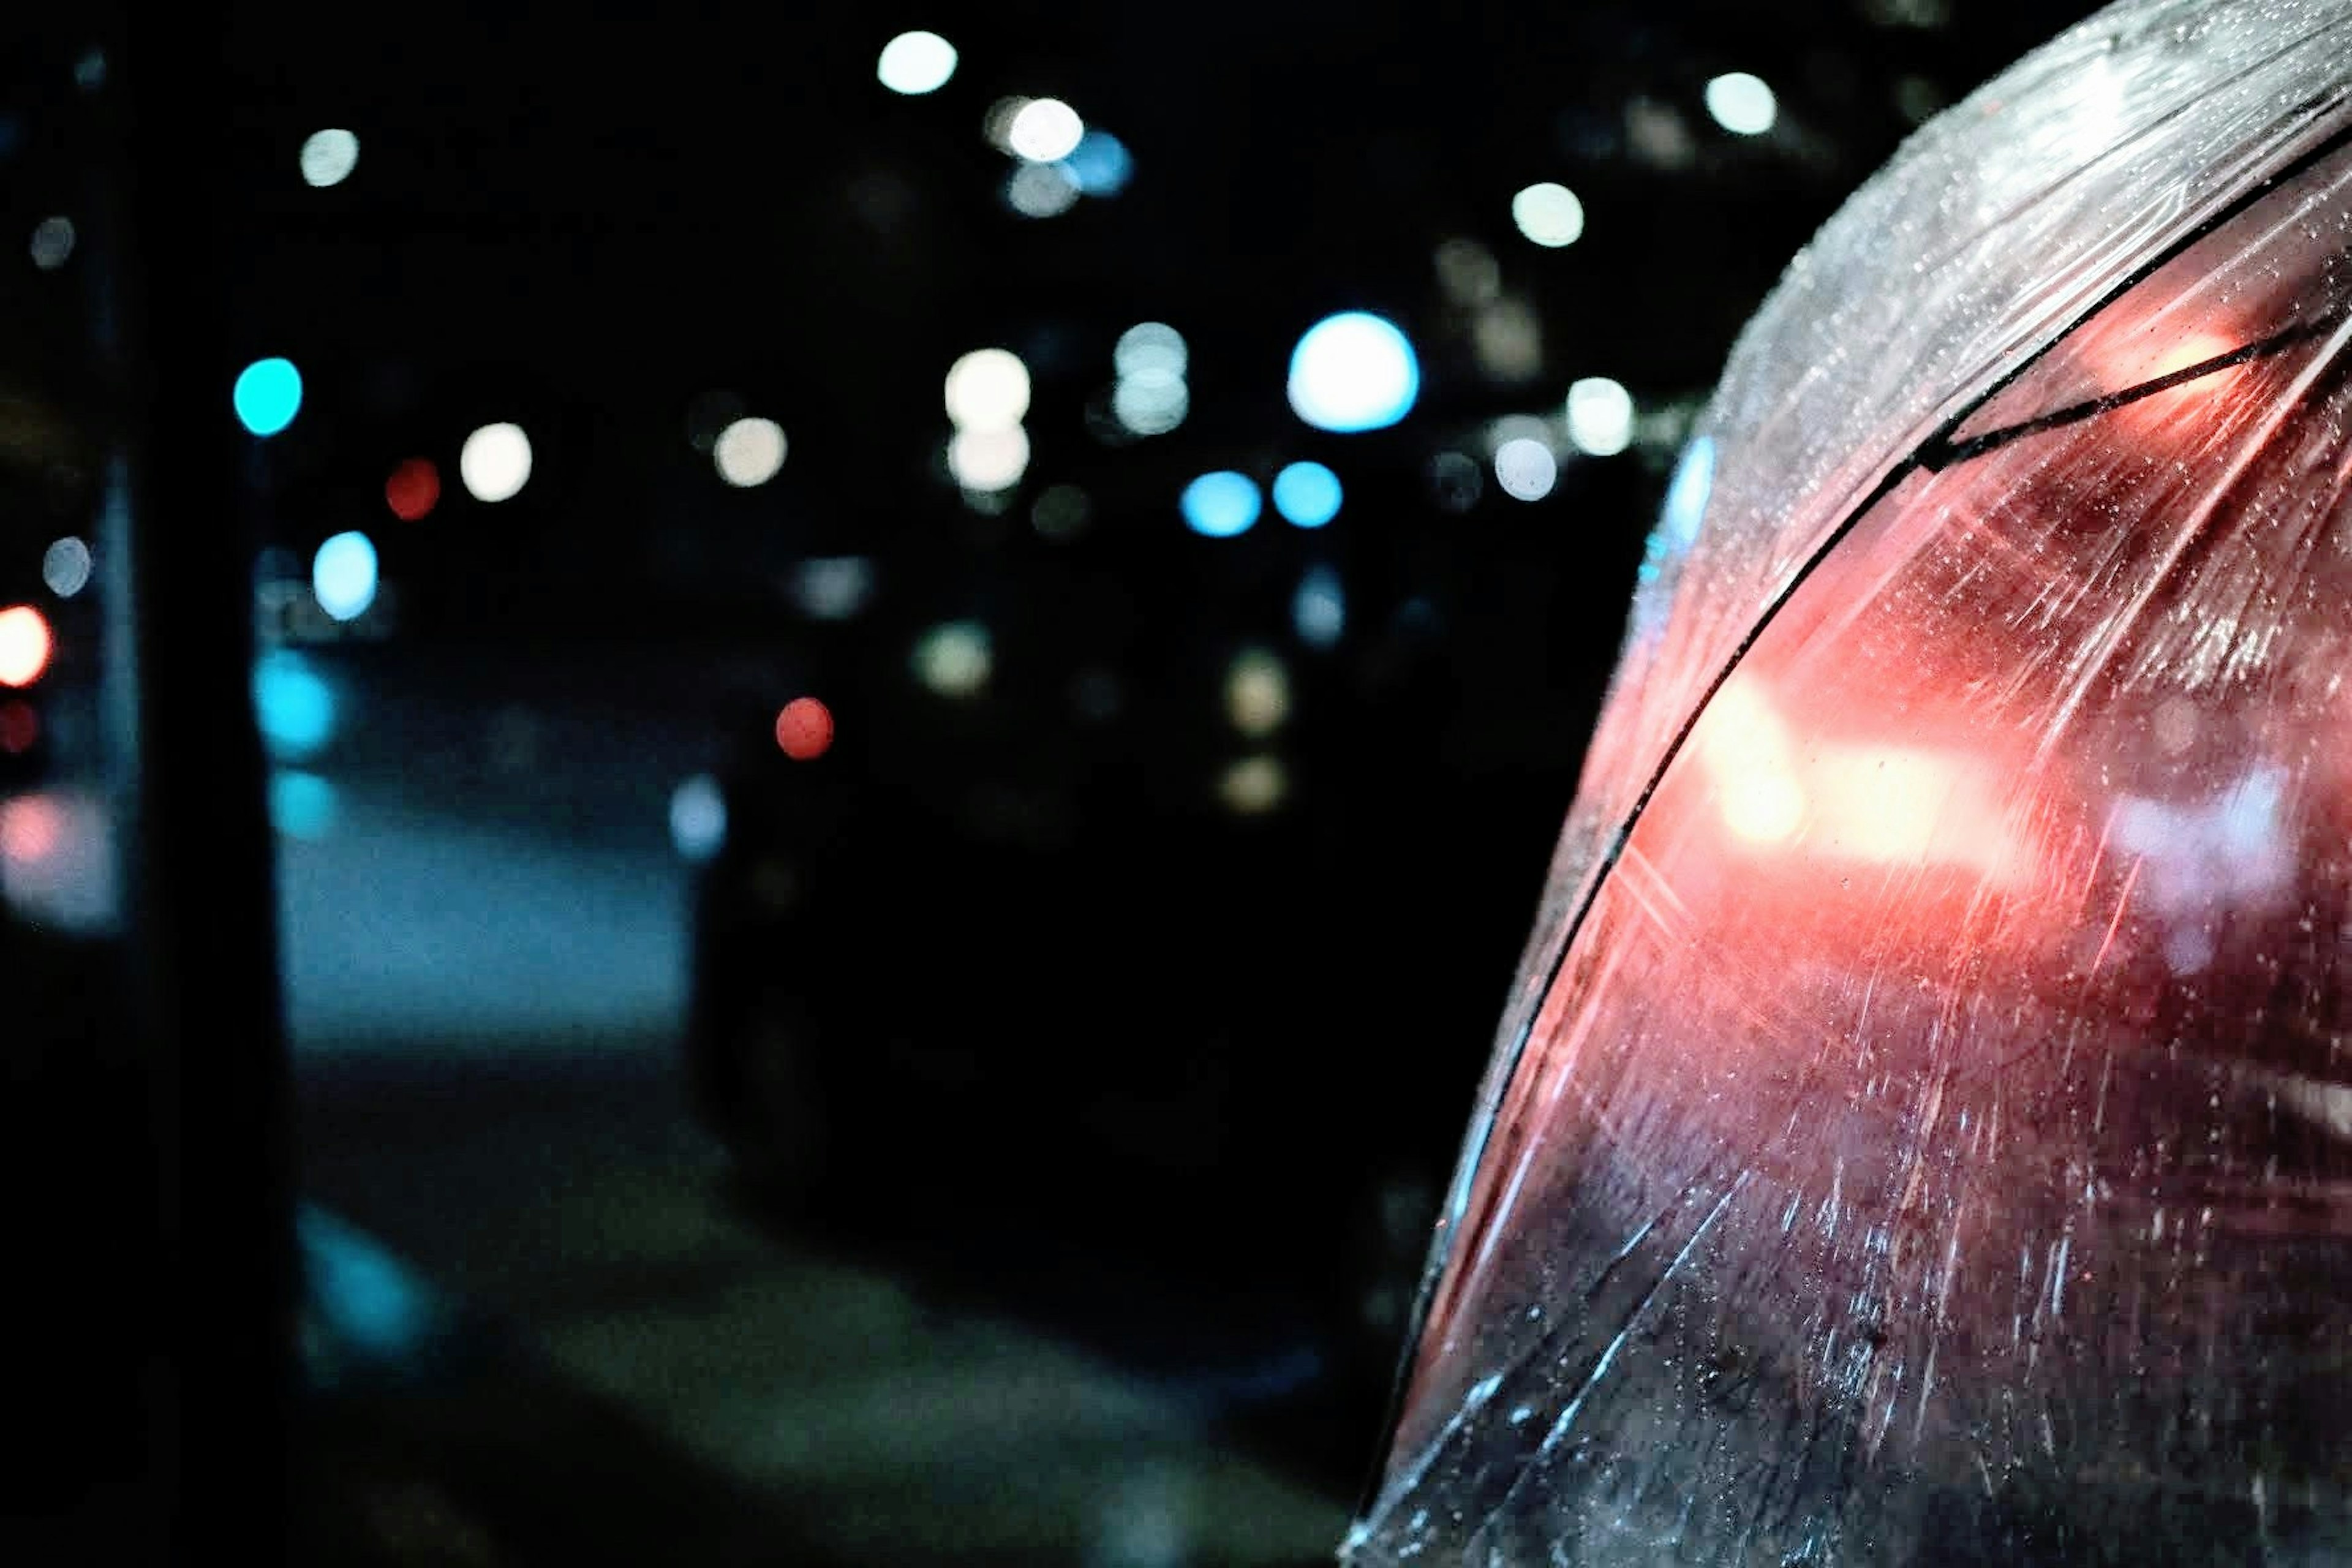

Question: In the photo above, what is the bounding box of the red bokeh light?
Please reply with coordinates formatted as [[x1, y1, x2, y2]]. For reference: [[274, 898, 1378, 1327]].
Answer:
[[0, 606, 53, 687], [0, 699, 37, 755], [775, 696, 834, 761], [385, 458, 442, 522]]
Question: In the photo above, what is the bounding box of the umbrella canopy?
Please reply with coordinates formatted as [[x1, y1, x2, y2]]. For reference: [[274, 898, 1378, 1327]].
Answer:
[[1346, 1, 2352, 1562]]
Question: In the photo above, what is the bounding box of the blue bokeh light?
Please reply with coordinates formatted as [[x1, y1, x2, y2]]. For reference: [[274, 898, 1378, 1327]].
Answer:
[[253, 649, 335, 761], [1180, 472, 1262, 538], [312, 530, 379, 622], [1060, 130, 1133, 197], [1272, 461, 1343, 528], [1286, 312, 1419, 433], [1292, 565, 1346, 649], [270, 769, 339, 841], [233, 356, 303, 437]]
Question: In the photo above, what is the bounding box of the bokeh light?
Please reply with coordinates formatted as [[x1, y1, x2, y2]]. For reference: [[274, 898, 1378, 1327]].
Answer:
[[459, 423, 533, 502], [253, 649, 335, 761], [1006, 162, 1082, 218], [300, 128, 360, 187], [1493, 437, 1559, 502], [1292, 565, 1346, 649], [1705, 72, 1778, 135], [1114, 323, 1186, 380], [983, 97, 1032, 153], [1271, 461, 1343, 529], [1428, 451, 1484, 511], [1566, 375, 1635, 456], [1434, 238, 1501, 305], [1008, 98, 1084, 163], [269, 771, 339, 841], [1218, 756, 1287, 815], [948, 426, 1030, 492], [912, 622, 992, 698], [788, 557, 876, 620], [1510, 182, 1585, 247], [669, 774, 728, 862], [1112, 374, 1186, 436], [0, 606, 52, 687], [1062, 130, 1132, 196], [0, 699, 36, 755], [1180, 472, 1261, 538], [775, 696, 835, 760], [233, 357, 303, 437], [944, 349, 1030, 431], [384, 458, 440, 521], [876, 31, 957, 95], [1224, 648, 1292, 738], [312, 531, 379, 622], [41, 536, 89, 598], [29, 216, 73, 270], [714, 417, 788, 486], [1287, 312, 1419, 432]]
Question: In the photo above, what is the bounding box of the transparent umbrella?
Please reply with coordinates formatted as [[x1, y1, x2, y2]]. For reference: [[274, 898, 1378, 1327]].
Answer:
[[1345, 1, 2352, 1562]]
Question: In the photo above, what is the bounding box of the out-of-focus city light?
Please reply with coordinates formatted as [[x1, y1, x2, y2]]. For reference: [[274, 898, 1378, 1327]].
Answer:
[[876, 31, 957, 95], [269, 770, 338, 841], [1566, 375, 1635, 456], [384, 458, 440, 521], [1428, 451, 1483, 512], [1115, 323, 1186, 380], [1293, 565, 1346, 649], [775, 696, 835, 760], [300, 128, 360, 187], [1008, 98, 1084, 162], [1006, 162, 1081, 217], [1434, 238, 1501, 305], [1225, 648, 1292, 738], [1287, 312, 1419, 433], [1, 794, 61, 863], [944, 348, 1030, 431], [913, 621, 992, 698], [1180, 472, 1261, 538], [254, 649, 335, 760], [1510, 182, 1585, 247], [1705, 72, 1778, 135], [29, 216, 73, 270], [788, 557, 876, 620], [1062, 129, 1132, 196], [948, 425, 1030, 491], [1033, 484, 1091, 541], [984, 97, 1032, 153], [1219, 755, 1287, 815], [1493, 437, 1559, 502], [1112, 374, 1186, 436], [0, 699, 36, 756], [1272, 461, 1342, 528], [233, 357, 303, 437], [669, 774, 728, 862], [714, 416, 788, 486], [1659, 434, 1714, 557], [0, 606, 51, 687], [1471, 298, 1544, 383], [312, 531, 379, 622], [459, 423, 532, 502], [41, 536, 89, 598]]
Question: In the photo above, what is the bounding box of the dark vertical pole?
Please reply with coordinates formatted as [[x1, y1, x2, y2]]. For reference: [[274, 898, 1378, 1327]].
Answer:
[[88, 3, 296, 1562]]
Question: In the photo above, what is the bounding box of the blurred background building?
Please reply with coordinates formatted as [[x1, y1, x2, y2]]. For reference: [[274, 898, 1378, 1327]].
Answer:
[[0, 1, 2104, 1563]]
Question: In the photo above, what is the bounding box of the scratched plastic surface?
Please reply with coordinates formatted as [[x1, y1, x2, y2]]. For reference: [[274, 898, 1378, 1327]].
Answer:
[[1344, 2, 2352, 1563]]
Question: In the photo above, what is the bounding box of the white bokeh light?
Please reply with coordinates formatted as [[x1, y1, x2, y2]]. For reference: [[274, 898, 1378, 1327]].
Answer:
[[300, 129, 360, 187], [41, 537, 90, 598], [1114, 323, 1187, 380], [28, 216, 74, 271], [913, 620, 993, 698], [312, 530, 379, 621], [1007, 98, 1085, 163], [1493, 438, 1559, 502], [1566, 376, 1635, 456], [1006, 162, 1081, 217], [1287, 312, 1420, 433], [1112, 374, 1187, 436], [713, 417, 787, 486], [876, 31, 957, 95], [948, 426, 1030, 491], [944, 349, 1031, 431], [1705, 72, 1777, 135], [1510, 182, 1585, 247], [459, 423, 533, 502]]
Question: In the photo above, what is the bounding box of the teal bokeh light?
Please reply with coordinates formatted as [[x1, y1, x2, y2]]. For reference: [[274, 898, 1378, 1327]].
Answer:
[[233, 356, 303, 437]]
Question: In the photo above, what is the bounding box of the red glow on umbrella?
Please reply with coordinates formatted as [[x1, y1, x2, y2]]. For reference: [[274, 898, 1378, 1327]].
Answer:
[[775, 696, 834, 761], [385, 458, 442, 522]]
